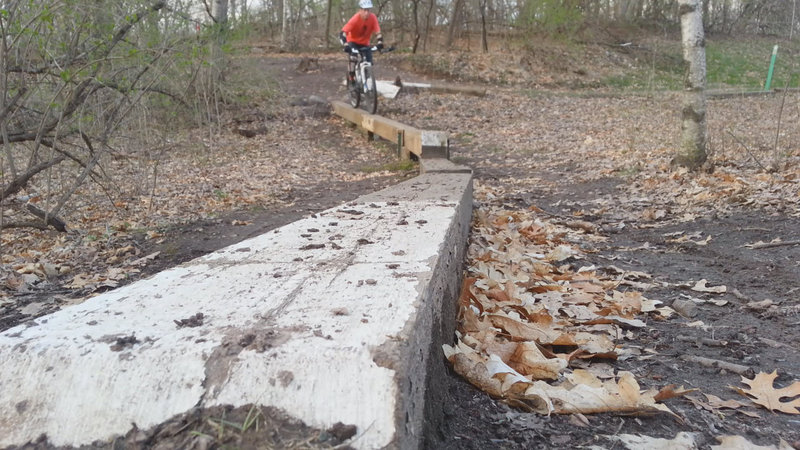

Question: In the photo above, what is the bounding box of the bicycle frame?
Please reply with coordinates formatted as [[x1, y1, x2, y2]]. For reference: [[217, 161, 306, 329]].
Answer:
[[346, 45, 379, 113], [348, 46, 374, 88], [357, 61, 372, 93]]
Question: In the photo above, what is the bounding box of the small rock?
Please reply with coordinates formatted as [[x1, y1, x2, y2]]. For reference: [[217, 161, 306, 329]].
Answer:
[[308, 95, 328, 105], [672, 298, 698, 318]]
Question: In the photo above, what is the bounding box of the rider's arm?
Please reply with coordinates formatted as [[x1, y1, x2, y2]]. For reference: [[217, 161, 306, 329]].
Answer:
[[342, 13, 359, 38], [370, 14, 383, 49]]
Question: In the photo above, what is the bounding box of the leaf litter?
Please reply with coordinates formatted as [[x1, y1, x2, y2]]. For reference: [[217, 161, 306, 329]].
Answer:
[[443, 181, 800, 447], [444, 182, 684, 416]]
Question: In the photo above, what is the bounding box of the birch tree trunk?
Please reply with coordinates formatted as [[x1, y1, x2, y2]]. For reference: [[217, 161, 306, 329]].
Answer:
[[212, 0, 229, 26], [676, 0, 708, 169], [280, 0, 289, 50]]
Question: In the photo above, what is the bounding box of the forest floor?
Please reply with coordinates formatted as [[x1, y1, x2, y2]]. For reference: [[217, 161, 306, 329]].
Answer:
[[2, 38, 800, 449]]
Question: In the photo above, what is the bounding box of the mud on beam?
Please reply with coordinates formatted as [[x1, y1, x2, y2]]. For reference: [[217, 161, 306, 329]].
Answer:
[[331, 101, 449, 160]]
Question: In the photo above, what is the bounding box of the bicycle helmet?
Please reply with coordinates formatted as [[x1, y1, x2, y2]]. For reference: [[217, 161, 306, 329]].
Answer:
[[358, 0, 373, 9]]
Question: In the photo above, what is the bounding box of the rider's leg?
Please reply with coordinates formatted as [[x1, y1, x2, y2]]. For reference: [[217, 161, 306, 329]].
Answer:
[[364, 47, 373, 64], [348, 54, 357, 82], [345, 44, 357, 82]]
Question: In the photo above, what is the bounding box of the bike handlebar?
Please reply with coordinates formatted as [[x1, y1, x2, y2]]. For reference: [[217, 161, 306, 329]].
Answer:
[[348, 45, 396, 55]]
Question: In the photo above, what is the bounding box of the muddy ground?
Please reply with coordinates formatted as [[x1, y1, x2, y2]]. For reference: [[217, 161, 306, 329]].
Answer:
[[3, 47, 800, 449]]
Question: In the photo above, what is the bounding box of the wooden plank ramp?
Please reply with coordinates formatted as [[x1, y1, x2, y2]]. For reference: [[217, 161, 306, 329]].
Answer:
[[331, 101, 448, 160]]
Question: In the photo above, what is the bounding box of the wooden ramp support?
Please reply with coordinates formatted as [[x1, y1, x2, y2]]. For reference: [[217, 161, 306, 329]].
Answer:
[[331, 101, 449, 160]]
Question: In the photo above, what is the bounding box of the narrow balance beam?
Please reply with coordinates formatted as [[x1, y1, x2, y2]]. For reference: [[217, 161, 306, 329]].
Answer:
[[331, 101, 448, 160], [0, 163, 473, 449]]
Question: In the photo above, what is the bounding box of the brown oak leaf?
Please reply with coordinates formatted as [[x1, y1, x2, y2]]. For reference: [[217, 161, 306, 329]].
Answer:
[[730, 370, 800, 414]]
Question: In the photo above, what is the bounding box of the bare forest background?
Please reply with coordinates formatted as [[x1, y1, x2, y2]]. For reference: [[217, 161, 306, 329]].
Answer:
[[1, 0, 799, 236]]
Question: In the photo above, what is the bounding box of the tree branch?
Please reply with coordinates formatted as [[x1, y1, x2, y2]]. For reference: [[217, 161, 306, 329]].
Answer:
[[6, 1, 168, 144], [24, 202, 67, 232], [1, 154, 67, 201], [0, 221, 50, 231], [0, 87, 27, 124], [48, 132, 103, 219]]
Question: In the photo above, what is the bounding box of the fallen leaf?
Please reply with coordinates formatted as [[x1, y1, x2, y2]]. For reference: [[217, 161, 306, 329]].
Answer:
[[488, 314, 562, 343], [582, 315, 646, 329], [712, 435, 793, 450], [744, 299, 774, 311], [526, 370, 673, 415], [449, 351, 504, 398], [692, 279, 727, 294], [507, 341, 567, 380], [731, 370, 800, 414], [129, 251, 161, 266], [613, 432, 699, 449], [546, 244, 579, 262], [703, 393, 751, 410], [568, 413, 590, 427], [654, 384, 697, 402], [641, 207, 667, 221]]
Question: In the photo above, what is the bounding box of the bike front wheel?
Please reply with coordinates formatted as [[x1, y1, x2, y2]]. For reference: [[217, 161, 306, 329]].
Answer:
[[362, 65, 378, 114], [347, 72, 361, 108]]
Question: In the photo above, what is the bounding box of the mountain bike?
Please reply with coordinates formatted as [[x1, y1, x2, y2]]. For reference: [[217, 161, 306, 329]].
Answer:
[[346, 45, 391, 114]]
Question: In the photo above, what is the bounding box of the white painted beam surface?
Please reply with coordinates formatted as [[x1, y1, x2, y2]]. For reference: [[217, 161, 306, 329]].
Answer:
[[376, 80, 401, 99], [0, 170, 472, 449]]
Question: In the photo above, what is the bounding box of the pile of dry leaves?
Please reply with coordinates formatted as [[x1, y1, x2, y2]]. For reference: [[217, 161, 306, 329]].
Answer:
[[445, 182, 800, 448]]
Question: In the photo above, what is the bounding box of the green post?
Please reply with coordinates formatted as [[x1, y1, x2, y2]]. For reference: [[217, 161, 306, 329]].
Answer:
[[765, 45, 779, 91]]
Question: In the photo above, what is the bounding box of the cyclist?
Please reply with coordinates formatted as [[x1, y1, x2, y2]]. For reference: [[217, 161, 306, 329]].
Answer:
[[339, 0, 384, 86]]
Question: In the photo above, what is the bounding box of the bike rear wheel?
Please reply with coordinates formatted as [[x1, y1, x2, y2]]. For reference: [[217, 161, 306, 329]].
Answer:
[[347, 71, 360, 108], [362, 65, 378, 114]]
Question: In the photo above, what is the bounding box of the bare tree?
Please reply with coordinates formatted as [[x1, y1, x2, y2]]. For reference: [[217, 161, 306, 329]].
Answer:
[[447, 0, 466, 48], [478, 0, 489, 53], [676, 0, 708, 169], [325, 0, 333, 47], [0, 0, 205, 231]]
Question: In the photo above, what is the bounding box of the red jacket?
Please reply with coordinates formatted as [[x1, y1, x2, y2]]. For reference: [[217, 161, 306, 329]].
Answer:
[[342, 12, 380, 46]]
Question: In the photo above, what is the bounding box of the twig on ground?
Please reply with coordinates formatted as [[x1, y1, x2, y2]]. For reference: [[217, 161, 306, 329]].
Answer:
[[747, 240, 800, 249], [676, 335, 728, 347], [679, 354, 754, 377], [759, 337, 791, 349], [730, 288, 749, 301], [552, 218, 600, 234]]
